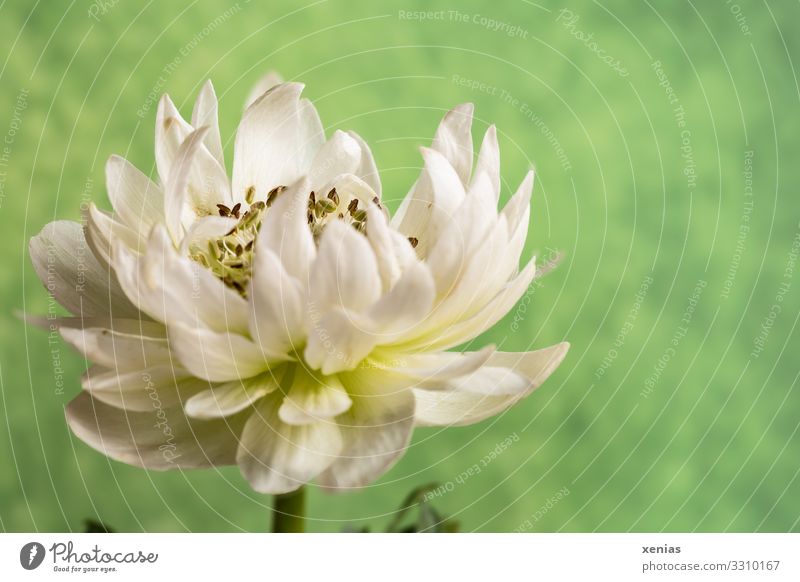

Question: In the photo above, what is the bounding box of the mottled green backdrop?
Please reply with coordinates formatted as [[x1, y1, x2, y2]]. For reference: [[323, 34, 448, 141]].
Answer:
[[2, 0, 798, 532]]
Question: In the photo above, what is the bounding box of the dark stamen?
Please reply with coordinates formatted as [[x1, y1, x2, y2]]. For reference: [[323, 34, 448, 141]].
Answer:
[[408, 237, 419, 248]]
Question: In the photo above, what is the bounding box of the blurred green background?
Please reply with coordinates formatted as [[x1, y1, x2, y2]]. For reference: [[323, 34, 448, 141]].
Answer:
[[2, 0, 799, 532]]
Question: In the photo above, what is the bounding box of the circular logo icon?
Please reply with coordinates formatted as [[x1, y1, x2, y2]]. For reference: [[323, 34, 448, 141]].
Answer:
[[19, 542, 45, 570]]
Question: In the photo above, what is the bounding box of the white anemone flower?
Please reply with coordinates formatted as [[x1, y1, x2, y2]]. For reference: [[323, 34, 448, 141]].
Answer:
[[29, 74, 569, 494]]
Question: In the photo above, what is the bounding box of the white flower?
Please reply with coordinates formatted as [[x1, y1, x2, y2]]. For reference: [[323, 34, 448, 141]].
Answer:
[[29, 73, 569, 494]]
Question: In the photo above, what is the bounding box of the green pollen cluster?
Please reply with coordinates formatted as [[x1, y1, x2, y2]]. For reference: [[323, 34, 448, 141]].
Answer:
[[189, 184, 397, 296], [189, 185, 286, 296]]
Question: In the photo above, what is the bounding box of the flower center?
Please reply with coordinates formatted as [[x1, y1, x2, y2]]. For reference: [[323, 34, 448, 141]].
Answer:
[[189, 185, 385, 296]]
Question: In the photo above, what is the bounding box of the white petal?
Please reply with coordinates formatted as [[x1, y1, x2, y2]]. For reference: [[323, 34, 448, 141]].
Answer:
[[317, 367, 415, 490], [278, 366, 352, 425], [178, 215, 238, 256], [30, 221, 140, 318], [256, 177, 317, 282], [244, 71, 283, 110], [113, 225, 250, 334], [232, 83, 324, 203], [304, 308, 376, 375], [365, 203, 417, 290], [502, 170, 534, 235], [191, 80, 225, 168], [163, 127, 232, 241], [80, 364, 204, 412], [391, 104, 475, 254], [347, 130, 381, 197], [156, 95, 230, 214], [472, 125, 500, 200], [84, 203, 142, 266], [413, 342, 569, 426], [237, 394, 342, 494], [155, 94, 193, 185], [184, 374, 279, 419], [60, 325, 170, 371], [367, 260, 436, 337], [66, 391, 247, 469], [384, 345, 495, 386], [307, 131, 361, 194], [105, 155, 164, 234], [412, 258, 537, 352], [424, 171, 497, 300], [310, 220, 381, 314], [248, 247, 306, 355], [168, 323, 276, 382], [431, 103, 474, 184]]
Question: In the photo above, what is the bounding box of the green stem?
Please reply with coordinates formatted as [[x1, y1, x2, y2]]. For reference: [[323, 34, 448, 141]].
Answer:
[[272, 487, 306, 533]]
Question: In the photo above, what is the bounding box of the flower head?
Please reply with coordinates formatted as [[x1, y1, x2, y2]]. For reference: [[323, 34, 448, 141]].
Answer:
[[29, 73, 568, 493]]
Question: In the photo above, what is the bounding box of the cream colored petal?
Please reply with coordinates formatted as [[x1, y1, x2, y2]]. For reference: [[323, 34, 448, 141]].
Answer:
[[164, 126, 230, 242], [278, 366, 352, 425], [309, 220, 381, 314], [84, 203, 142, 266], [410, 258, 537, 352], [392, 105, 474, 255], [244, 70, 283, 110], [80, 364, 204, 412], [113, 224, 250, 334], [178, 215, 238, 256], [156, 95, 230, 215], [424, 171, 497, 301], [502, 170, 534, 236], [191, 80, 225, 168], [155, 94, 193, 185], [365, 203, 421, 293], [256, 177, 317, 282], [232, 83, 324, 203], [431, 103, 474, 184], [248, 247, 306, 355], [307, 130, 361, 194], [105, 155, 164, 234], [237, 394, 342, 494], [168, 323, 277, 382], [184, 374, 279, 419], [29, 220, 140, 318], [317, 367, 415, 490], [66, 391, 247, 469], [60, 325, 170, 371], [366, 260, 436, 337], [383, 345, 495, 387], [304, 308, 375, 375], [471, 125, 500, 200], [413, 342, 569, 427], [346, 130, 382, 198]]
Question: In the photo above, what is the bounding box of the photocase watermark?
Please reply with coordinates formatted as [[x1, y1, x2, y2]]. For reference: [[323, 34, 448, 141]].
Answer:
[[651, 60, 696, 194], [142, 372, 182, 463], [137, 3, 244, 118], [750, 224, 800, 359], [514, 486, 570, 532], [595, 274, 653, 378], [0, 87, 29, 210], [423, 432, 519, 502], [398, 10, 529, 38], [556, 9, 628, 77], [721, 150, 754, 299], [87, 0, 121, 21], [641, 279, 706, 398]]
